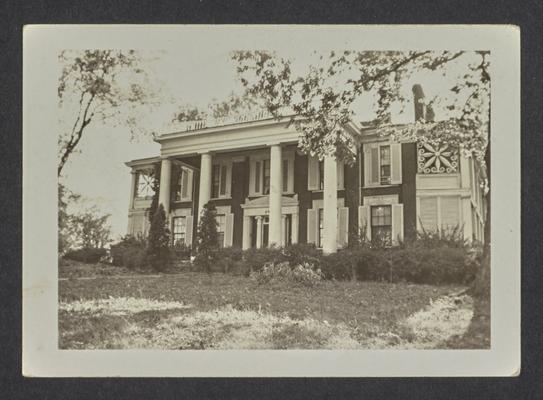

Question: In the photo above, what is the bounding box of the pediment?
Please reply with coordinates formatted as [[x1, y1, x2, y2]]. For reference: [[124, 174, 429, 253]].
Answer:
[[242, 195, 298, 209]]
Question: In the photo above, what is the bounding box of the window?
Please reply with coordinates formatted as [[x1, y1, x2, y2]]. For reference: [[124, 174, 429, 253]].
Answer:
[[216, 214, 226, 247], [212, 165, 221, 198], [364, 142, 401, 187], [371, 205, 392, 245], [319, 160, 325, 190], [136, 171, 155, 198], [211, 163, 230, 198], [318, 208, 324, 248], [380, 145, 391, 185], [254, 161, 261, 193], [283, 159, 289, 192], [263, 159, 270, 195], [172, 216, 186, 245], [251, 153, 294, 196], [175, 167, 192, 201]]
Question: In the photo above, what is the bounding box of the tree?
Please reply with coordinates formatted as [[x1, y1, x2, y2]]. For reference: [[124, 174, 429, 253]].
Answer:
[[232, 50, 489, 165], [233, 50, 491, 292], [69, 208, 112, 249], [194, 203, 220, 274], [58, 183, 80, 254], [146, 204, 171, 272], [58, 50, 159, 176]]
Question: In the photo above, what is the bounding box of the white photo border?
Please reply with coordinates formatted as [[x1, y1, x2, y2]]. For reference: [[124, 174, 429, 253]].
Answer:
[[22, 24, 520, 377]]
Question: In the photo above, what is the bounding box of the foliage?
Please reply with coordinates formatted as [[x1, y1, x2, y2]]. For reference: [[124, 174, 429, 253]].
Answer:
[[58, 49, 160, 176], [172, 241, 192, 260], [233, 50, 489, 166], [251, 262, 324, 287], [193, 203, 220, 273], [282, 243, 322, 266], [213, 247, 244, 273], [148, 162, 161, 226], [146, 204, 171, 272], [110, 235, 147, 268], [172, 91, 260, 123], [241, 246, 285, 274], [64, 247, 107, 263], [68, 207, 112, 249], [58, 183, 80, 254]]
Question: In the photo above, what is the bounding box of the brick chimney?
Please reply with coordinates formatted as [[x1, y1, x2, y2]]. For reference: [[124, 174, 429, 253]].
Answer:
[[412, 84, 435, 122], [412, 84, 426, 121]]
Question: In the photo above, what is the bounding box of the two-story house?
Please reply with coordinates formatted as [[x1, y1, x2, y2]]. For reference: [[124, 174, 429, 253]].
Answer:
[[125, 86, 486, 253]]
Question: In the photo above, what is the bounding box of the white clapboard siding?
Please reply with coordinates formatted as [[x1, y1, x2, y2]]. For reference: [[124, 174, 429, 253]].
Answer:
[[307, 156, 319, 191], [337, 207, 349, 248], [391, 204, 404, 244], [307, 208, 318, 244], [390, 143, 402, 184], [185, 215, 193, 247], [358, 205, 371, 241], [224, 213, 234, 247]]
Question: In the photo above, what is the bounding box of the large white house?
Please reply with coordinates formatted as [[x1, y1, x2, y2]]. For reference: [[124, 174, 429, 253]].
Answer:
[[125, 87, 487, 253]]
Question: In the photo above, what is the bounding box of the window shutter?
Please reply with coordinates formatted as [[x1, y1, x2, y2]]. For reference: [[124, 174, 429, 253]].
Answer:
[[391, 143, 402, 184], [249, 159, 257, 196], [224, 213, 234, 247], [307, 208, 317, 244], [391, 204, 404, 245], [371, 147, 379, 185], [180, 169, 193, 201], [337, 207, 349, 248], [225, 162, 232, 197], [358, 205, 371, 241], [337, 160, 345, 190], [307, 156, 319, 191], [185, 215, 193, 247]]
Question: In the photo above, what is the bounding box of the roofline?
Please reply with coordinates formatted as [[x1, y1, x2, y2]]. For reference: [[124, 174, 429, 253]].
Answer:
[[124, 156, 161, 168]]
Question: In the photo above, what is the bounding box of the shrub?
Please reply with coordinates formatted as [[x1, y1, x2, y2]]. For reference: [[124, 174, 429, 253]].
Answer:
[[122, 246, 147, 270], [242, 246, 285, 274], [282, 243, 322, 266], [110, 235, 147, 266], [146, 204, 171, 272], [214, 247, 244, 273], [251, 261, 323, 287], [64, 247, 107, 263], [193, 203, 220, 273], [320, 250, 357, 281], [172, 241, 192, 260]]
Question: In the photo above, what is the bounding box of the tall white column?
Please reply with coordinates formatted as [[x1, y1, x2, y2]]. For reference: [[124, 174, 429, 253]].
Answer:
[[198, 152, 212, 218], [291, 213, 299, 244], [129, 170, 137, 210], [158, 158, 172, 214], [281, 215, 287, 247], [256, 216, 263, 249], [269, 144, 283, 247], [242, 216, 252, 250], [322, 155, 338, 254]]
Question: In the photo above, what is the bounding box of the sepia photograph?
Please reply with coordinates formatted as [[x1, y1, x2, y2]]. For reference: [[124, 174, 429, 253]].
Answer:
[[22, 25, 519, 376]]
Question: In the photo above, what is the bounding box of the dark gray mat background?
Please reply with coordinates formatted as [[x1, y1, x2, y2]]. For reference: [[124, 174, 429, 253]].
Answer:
[[1, 1, 541, 398]]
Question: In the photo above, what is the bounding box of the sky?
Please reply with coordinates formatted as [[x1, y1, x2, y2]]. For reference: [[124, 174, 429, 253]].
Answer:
[[60, 48, 478, 241]]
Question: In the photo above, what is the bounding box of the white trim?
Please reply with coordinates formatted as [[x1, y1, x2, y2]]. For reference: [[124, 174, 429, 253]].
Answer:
[[362, 194, 399, 206]]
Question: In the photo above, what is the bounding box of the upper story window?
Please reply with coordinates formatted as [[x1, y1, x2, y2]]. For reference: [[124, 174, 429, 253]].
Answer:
[[136, 170, 155, 198], [211, 161, 232, 199], [249, 151, 294, 196], [363, 142, 402, 187], [174, 166, 194, 202], [307, 156, 344, 191]]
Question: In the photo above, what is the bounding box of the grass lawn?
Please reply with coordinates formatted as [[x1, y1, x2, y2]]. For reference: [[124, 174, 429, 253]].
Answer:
[[59, 262, 473, 350]]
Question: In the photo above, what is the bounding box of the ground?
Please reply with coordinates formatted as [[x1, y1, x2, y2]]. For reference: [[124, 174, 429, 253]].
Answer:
[[59, 260, 481, 350]]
